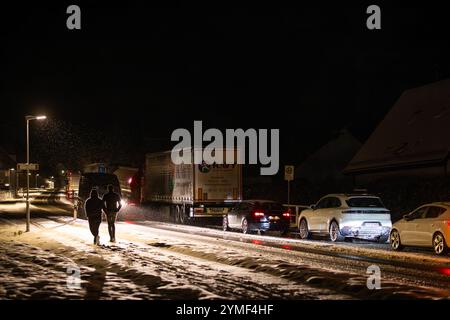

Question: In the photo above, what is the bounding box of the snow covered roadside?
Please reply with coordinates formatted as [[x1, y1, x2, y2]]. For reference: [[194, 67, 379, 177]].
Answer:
[[0, 218, 351, 300], [1, 217, 450, 300]]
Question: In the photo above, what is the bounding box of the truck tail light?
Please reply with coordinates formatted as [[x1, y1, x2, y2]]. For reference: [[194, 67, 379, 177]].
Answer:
[[282, 212, 291, 218], [253, 211, 265, 218]]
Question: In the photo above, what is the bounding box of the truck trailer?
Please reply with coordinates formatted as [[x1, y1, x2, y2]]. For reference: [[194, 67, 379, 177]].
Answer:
[[65, 171, 80, 200], [141, 149, 242, 224]]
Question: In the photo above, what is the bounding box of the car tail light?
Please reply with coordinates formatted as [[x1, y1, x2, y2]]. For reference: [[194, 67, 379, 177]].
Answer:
[[282, 212, 291, 218], [447, 221, 450, 227], [253, 211, 265, 218]]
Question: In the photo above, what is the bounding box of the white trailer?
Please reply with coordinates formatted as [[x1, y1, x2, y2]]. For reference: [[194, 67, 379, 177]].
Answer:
[[142, 150, 242, 223]]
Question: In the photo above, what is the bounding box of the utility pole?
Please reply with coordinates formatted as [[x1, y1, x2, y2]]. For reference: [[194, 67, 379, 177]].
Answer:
[[25, 115, 46, 232]]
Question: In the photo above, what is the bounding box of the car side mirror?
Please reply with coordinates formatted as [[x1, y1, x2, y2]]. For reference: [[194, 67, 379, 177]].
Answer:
[[404, 214, 413, 221], [310, 205, 316, 210]]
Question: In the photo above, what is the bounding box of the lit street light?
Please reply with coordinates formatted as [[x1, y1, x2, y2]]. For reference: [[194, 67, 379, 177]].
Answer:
[[36, 174, 39, 189], [25, 115, 46, 232]]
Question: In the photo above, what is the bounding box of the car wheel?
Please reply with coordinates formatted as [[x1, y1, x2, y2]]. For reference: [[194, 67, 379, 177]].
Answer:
[[390, 229, 403, 251], [433, 232, 448, 255], [329, 221, 344, 242], [299, 219, 310, 239], [242, 218, 249, 234], [223, 216, 230, 231]]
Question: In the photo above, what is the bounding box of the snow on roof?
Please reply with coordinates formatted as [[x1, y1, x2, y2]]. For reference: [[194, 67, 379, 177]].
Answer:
[[345, 79, 450, 174]]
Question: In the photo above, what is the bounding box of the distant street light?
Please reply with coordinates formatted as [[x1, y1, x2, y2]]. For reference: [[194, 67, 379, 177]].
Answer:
[[25, 115, 46, 232], [36, 174, 39, 189]]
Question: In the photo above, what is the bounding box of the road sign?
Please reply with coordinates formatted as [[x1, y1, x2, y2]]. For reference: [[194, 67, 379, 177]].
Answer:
[[17, 163, 39, 171], [284, 165, 294, 181]]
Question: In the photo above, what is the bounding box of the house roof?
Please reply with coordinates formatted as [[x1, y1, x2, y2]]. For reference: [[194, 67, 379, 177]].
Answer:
[[345, 79, 450, 174]]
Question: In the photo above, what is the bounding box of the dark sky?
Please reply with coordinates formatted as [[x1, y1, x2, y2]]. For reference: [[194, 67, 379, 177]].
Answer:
[[1, 3, 449, 174]]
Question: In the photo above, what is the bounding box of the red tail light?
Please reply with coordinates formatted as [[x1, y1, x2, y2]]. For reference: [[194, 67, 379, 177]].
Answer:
[[447, 221, 450, 227], [282, 212, 291, 218], [253, 211, 265, 218]]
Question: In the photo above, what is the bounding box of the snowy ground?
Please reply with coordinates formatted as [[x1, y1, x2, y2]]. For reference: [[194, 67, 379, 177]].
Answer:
[[1, 191, 450, 300], [0, 217, 355, 300]]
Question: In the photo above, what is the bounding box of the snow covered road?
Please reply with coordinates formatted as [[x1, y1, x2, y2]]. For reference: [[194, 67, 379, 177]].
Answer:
[[0, 192, 449, 300]]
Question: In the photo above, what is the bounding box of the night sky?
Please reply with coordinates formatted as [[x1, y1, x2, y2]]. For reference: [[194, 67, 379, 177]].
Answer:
[[1, 3, 449, 175]]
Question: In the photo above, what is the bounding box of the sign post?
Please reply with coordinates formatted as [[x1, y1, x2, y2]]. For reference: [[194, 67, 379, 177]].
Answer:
[[17, 163, 39, 232], [284, 165, 294, 205]]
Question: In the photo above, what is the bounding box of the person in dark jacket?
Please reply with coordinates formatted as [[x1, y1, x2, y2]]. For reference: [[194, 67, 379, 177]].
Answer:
[[84, 189, 106, 245], [102, 185, 122, 243]]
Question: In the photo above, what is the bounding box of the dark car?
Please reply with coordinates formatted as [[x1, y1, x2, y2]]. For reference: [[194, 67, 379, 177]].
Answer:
[[75, 173, 121, 219], [223, 200, 291, 234]]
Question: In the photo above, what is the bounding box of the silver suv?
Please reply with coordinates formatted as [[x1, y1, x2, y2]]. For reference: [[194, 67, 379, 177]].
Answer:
[[298, 194, 392, 242]]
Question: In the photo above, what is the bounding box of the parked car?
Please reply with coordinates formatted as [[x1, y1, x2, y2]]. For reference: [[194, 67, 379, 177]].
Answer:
[[223, 200, 291, 234], [390, 202, 450, 255], [298, 194, 392, 242]]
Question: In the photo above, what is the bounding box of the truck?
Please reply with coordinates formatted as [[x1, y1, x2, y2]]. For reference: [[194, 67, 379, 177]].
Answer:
[[140, 149, 242, 224], [112, 166, 139, 202], [66, 171, 81, 199]]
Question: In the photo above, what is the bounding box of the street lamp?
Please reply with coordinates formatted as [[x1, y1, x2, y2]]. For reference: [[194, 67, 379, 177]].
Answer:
[[25, 115, 46, 232], [36, 174, 39, 189]]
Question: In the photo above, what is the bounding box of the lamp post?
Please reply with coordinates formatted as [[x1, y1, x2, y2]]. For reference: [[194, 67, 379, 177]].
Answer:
[[25, 115, 46, 232], [35, 173, 39, 189]]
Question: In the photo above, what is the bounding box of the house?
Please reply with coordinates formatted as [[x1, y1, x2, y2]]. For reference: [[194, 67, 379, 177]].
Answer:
[[344, 79, 450, 183]]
